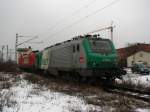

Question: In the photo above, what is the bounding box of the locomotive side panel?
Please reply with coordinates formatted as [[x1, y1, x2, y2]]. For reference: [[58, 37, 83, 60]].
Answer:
[[41, 48, 50, 70], [49, 43, 73, 70], [35, 52, 42, 69], [72, 40, 87, 69], [46, 39, 88, 75], [71, 39, 92, 76]]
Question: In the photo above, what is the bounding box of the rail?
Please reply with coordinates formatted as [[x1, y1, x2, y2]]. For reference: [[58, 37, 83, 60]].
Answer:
[[103, 84, 150, 103]]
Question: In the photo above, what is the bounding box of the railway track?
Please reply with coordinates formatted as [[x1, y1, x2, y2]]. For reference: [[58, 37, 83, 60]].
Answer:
[[103, 84, 150, 103]]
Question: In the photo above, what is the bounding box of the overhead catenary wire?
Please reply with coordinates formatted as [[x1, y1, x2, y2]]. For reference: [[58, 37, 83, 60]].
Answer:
[[17, 36, 39, 47], [40, 0, 97, 35], [43, 0, 119, 42]]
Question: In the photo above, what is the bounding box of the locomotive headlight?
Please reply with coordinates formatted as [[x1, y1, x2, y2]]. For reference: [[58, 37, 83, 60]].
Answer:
[[93, 62, 96, 66], [92, 62, 99, 67]]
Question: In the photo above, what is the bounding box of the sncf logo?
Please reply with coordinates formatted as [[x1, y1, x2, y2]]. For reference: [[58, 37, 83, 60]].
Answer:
[[79, 54, 84, 64]]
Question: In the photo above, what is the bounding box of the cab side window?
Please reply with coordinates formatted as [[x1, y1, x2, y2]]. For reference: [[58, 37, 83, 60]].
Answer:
[[77, 44, 80, 52]]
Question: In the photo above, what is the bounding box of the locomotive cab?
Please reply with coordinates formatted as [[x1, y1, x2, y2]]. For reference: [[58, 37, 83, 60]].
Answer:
[[82, 37, 125, 79], [88, 38, 117, 69]]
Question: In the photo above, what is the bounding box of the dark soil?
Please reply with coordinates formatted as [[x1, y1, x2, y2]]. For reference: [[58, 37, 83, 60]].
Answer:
[[0, 62, 20, 73]]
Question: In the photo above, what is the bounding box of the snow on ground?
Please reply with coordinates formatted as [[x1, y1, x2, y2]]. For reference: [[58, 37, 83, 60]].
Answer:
[[116, 68, 150, 88], [1, 74, 101, 112], [1, 72, 150, 112], [135, 108, 150, 112]]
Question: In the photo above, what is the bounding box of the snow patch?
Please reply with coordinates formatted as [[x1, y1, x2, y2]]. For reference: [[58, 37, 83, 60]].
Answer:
[[1, 78, 101, 112], [116, 68, 150, 87], [135, 108, 150, 112]]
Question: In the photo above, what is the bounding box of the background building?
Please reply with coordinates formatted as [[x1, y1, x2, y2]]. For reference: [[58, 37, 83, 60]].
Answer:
[[117, 43, 150, 67], [127, 51, 150, 67]]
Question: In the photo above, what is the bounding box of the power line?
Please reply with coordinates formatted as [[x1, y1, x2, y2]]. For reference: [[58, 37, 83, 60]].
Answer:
[[43, 0, 119, 42], [38, 0, 97, 37], [17, 36, 38, 46]]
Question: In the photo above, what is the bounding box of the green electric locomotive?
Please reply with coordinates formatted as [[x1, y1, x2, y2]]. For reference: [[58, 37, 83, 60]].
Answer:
[[36, 35, 126, 81]]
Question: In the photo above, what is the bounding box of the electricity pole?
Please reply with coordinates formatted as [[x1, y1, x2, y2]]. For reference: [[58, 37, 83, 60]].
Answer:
[[110, 25, 113, 42], [87, 25, 115, 42], [6, 45, 8, 62], [86, 21, 115, 43], [15, 33, 24, 63], [2, 46, 5, 63], [15, 33, 18, 63], [15, 33, 39, 63]]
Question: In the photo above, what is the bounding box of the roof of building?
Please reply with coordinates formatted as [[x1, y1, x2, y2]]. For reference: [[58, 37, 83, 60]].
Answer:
[[117, 43, 150, 59]]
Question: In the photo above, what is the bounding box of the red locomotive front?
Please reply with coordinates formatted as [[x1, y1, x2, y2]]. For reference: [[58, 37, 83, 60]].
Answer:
[[17, 48, 36, 69]]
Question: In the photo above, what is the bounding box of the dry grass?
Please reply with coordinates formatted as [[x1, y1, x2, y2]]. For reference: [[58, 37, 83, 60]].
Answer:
[[0, 90, 17, 111], [0, 73, 18, 112]]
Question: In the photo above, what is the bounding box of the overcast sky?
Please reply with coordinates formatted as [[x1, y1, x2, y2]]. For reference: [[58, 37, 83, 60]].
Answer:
[[0, 0, 150, 55]]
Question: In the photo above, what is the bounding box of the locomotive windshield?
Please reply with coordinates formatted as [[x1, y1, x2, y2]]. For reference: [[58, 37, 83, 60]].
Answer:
[[90, 40, 112, 54]]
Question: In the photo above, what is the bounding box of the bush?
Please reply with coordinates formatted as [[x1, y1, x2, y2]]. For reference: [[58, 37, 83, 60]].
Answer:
[[0, 62, 19, 72]]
